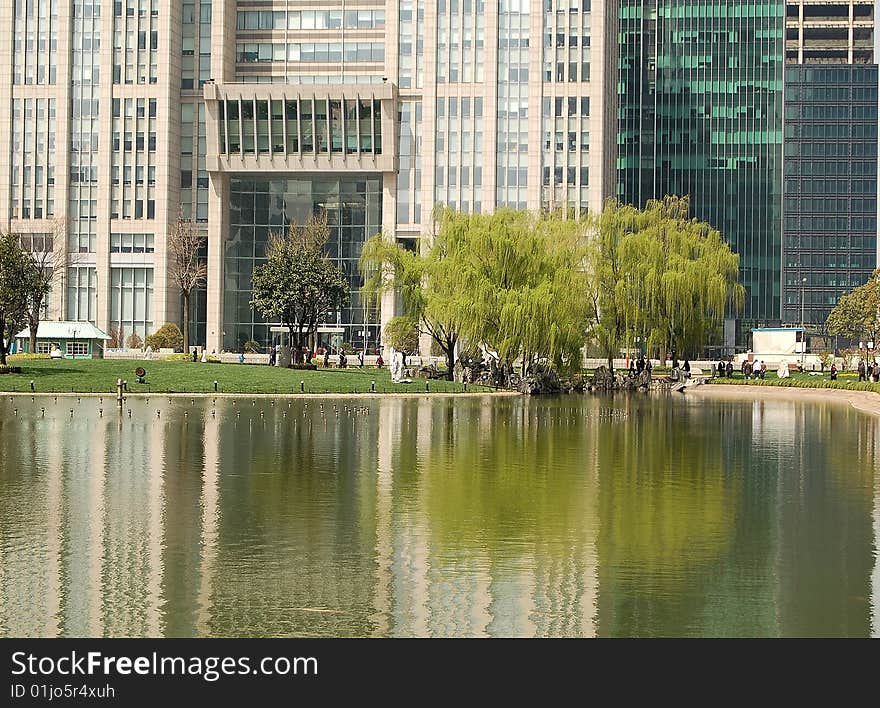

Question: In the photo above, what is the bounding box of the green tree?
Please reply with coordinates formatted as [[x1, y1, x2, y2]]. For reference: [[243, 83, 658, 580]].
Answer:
[[585, 197, 744, 369], [825, 270, 880, 348], [433, 208, 589, 379], [383, 315, 420, 366], [252, 214, 349, 365], [0, 232, 35, 365], [145, 323, 184, 351], [584, 200, 642, 374], [360, 212, 460, 380]]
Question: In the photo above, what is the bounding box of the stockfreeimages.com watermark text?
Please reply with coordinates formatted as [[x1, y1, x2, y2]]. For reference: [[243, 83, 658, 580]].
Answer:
[[11, 651, 318, 683]]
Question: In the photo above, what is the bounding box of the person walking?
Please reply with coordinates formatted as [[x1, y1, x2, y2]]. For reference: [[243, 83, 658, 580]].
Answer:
[[726, 360, 733, 378], [338, 349, 347, 369], [323, 348, 331, 368], [357, 350, 364, 368], [268, 344, 276, 367], [858, 359, 866, 382], [830, 362, 838, 381]]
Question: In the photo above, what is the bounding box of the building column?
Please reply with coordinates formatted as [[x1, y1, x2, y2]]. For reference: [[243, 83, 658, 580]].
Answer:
[[206, 173, 227, 353]]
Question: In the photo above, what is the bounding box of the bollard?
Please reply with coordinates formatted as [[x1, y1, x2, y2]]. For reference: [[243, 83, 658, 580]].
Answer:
[[425, 381, 430, 393], [30, 380, 35, 392], [371, 381, 375, 392], [464, 382, 468, 392], [116, 379, 124, 408], [123, 380, 128, 392], [300, 381, 304, 392], [214, 380, 218, 392]]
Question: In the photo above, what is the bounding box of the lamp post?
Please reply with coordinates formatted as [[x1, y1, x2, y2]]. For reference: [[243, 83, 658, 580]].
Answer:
[[800, 277, 807, 365]]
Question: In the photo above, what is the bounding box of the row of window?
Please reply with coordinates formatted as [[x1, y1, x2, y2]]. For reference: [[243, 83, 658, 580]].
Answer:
[[785, 141, 877, 158], [110, 233, 154, 254], [10, 97, 56, 220], [236, 42, 385, 64], [786, 197, 877, 213], [784, 252, 877, 268], [784, 217, 877, 233], [543, 130, 591, 153], [785, 123, 877, 139], [784, 160, 877, 176], [113, 1, 159, 18], [785, 66, 877, 84], [236, 10, 385, 32], [13, 0, 59, 85], [218, 98, 383, 157], [34, 341, 91, 356], [785, 179, 876, 195], [785, 86, 876, 102], [786, 104, 877, 120]]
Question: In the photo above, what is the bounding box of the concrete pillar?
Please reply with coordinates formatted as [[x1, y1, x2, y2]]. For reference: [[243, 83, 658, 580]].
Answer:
[[206, 174, 228, 353]]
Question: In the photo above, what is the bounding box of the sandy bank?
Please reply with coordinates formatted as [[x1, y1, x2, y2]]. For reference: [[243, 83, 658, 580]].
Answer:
[[688, 383, 880, 419]]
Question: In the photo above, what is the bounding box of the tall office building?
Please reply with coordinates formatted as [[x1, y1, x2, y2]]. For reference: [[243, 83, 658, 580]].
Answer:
[[618, 0, 880, 346], [0, 1, 618, 355], [782, 0, 879, 327], [618, 1, 786, 347]]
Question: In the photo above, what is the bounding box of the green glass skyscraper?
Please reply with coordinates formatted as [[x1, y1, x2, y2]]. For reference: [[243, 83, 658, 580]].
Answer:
[[618, 1, 785, 345]]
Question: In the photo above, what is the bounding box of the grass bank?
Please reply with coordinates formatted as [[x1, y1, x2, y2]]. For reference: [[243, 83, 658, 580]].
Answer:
[[0, 357, 492, 395]]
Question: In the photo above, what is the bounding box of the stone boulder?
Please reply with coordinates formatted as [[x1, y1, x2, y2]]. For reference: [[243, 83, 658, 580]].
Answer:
[[591, 366, 615, 390]]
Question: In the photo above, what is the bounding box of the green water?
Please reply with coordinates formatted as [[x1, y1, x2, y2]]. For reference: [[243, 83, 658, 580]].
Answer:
[[0, 393, 878, 637]]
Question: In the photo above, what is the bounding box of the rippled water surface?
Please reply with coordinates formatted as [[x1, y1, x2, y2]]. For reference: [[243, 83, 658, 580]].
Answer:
[[1, 393, 878, 637]]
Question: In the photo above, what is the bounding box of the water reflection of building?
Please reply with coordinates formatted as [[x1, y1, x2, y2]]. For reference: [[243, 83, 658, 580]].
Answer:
[[1, 395, 877, 638]]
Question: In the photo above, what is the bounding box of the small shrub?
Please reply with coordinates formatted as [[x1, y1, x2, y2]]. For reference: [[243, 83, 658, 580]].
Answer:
[[145, 323, 184, 352], [7, 353, 49, 362], [244, 340, 262, 353], [126, 332, 143, 350], [289, 363, 317, 370], [0, 365, 24, 374]]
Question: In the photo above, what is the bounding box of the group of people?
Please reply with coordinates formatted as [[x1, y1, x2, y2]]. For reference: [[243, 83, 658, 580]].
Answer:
[[255, 344, 386, 369], [715, 360, 735, 378], [627, 356, 653, 376], [740, 360, 768, 380], [857, 359, 880, 382]]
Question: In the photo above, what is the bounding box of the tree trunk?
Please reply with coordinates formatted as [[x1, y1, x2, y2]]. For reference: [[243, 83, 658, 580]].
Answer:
[[607, 353, 614, 377], [182, 290, 191, 353], [289, 325, 301, 365], [445, 345, 455, 381], [28, 311, 39, 355]]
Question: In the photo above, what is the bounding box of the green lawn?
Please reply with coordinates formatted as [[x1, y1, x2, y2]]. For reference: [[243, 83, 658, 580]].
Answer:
[[705, 369, 880, 394], [0, 357, 492, 395]]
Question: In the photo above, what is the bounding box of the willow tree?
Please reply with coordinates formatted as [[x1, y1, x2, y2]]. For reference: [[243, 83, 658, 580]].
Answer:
[[825, 269, 880, 346], [625, 197, 744, 362], [431, 208, 589, 379], [586, 197, 743, 367], [584, 200, 645, 374], [360, 212, 461, 380]]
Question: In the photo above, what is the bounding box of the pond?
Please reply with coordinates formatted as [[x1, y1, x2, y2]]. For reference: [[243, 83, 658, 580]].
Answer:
[[0, 392, 878, 637]]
